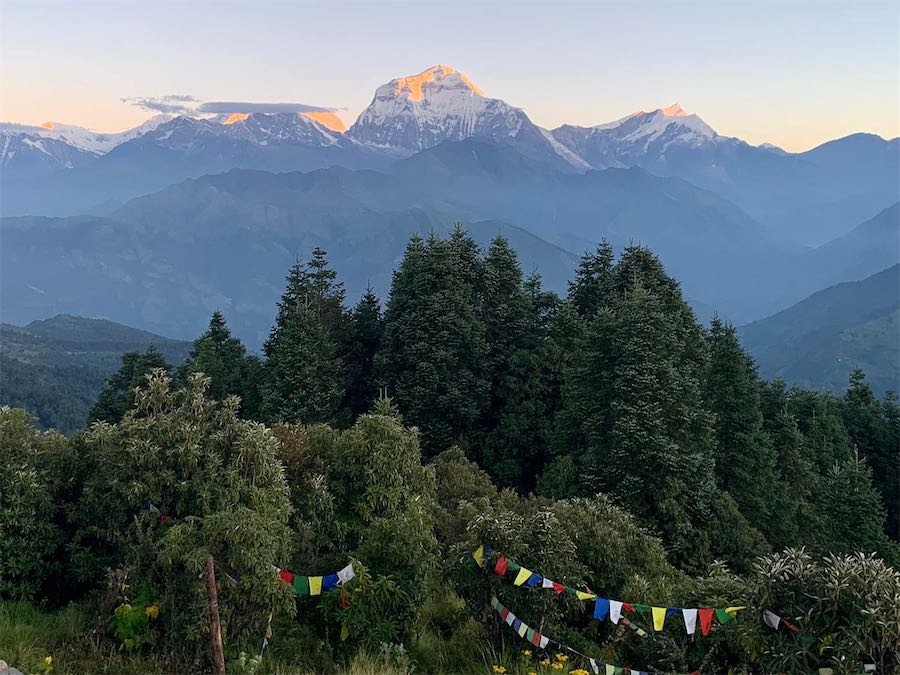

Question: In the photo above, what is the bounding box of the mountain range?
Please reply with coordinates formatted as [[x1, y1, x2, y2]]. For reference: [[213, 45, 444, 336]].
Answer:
[[2, 64, 897, 245], [1, 64, 898, 372]]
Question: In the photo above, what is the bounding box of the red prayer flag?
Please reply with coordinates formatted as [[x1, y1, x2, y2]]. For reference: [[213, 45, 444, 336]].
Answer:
[[160, 513, 171, 524], [623, 602, 635, 613], [781, 618, 801, 634], [500, 608, 510, 621], [532, 631, 542, 646], [495, 556, 509, 576], [278, 570, 295, 585], [699, 608, 714, 636], [551, 582, 565, 594]]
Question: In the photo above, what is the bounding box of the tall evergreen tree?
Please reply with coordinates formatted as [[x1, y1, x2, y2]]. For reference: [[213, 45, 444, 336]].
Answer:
[[842, 369, 899, 539], [261, 253, 345, 425], [704, 317, 779, 537], [478, 248, 564, 490], [817, 452, 894, 558], [568, 240, 615, 319], [377, 228, 489, 454], [178, 311, 246, 401], [341, 286, 384, 421], [89, 347, 171, 424]]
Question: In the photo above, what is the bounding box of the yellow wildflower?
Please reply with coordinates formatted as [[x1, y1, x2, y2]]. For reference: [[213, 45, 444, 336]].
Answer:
[[44, 656, 53, 667], [571, 670, 590, 675], [551, 664, 564, 671], [528, 672, 538, 675], [492, 667, 507, 674], [541, 658, 552, 666], [555, 653, 569, 662], [145, 604, 159, 619], [523, 649, 532, 657]]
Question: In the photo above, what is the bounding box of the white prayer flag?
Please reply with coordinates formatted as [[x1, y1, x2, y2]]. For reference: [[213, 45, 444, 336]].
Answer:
[[538, 635, 549, 649], [682, 608, 698, 635], [337, 563, 356, 585], [541, 577, 555, 589], [589, 659, 600, 674], [505, 612, 516, 626], [763, 610, 781, 631], [609, 599, 624, 624]]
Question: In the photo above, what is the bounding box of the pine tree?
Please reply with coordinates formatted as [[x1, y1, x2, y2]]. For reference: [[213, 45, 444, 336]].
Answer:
[[704, 317, 779, 537], [89, 347, 171, 424], [478, 251, 564, 490], [766, 407, 813, 548], [568, 240, 615, 319], [178, 311, 246, 402], [842, 369, 898, 539], [377, 228, 489, 454], [261, 254, 345, 425], [341, 286, 384, 421], [817, 452, 893, 557]]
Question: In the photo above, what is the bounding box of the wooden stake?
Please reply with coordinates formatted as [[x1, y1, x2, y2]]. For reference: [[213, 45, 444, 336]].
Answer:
[[204, 554, 226, 675]]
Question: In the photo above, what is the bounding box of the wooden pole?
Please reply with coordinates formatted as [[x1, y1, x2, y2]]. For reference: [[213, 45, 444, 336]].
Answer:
[[204, 554, 226, 675]]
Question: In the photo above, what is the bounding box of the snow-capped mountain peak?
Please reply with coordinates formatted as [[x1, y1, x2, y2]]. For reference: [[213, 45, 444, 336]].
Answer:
[[388, 64, 485, 102], [347, 64, 585, 170], [0, 115, 173, 155], [348, 65, 526, 154]]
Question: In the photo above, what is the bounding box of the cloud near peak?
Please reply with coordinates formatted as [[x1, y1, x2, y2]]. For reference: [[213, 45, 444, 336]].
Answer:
[[197, 101, 343, 114], [121, 95, 198, 114], [123, 95, 343, 116]]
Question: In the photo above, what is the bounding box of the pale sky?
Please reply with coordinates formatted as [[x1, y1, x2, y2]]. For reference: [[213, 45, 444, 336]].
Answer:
[[1, 0, 897, 152]]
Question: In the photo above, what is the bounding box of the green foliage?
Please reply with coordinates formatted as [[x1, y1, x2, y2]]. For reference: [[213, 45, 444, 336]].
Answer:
[[89, 347, 172, 424], [341, 286, 384, 421], [377, 229, 489, 454], [0, 408, 71, 600], [177, 311, 262, 420], [75, 371, 295, 658], [262, 257, 345, 425], [842, 369, 899, 539], [276, 403, 438, 649]]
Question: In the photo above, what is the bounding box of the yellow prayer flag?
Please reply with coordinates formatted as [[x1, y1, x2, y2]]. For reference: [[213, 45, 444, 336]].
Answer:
[[514, 567, 532, 586], [340, 624, 349, 641], [725, 606, 746, 617], [473, 545, 485, 567], [309, 576, 323, 596], [576, 591, 596, 601], [605, 664, 615, 675], [517, 622, 528, 637], [652, 606, 666, 631]]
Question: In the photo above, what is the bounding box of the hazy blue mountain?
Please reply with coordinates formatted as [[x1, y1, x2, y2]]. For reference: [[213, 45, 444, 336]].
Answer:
[[740, 265, 900, 396], [552, 107, 899, 246], [0, 314, 191, 433], [1, 199, 578, 347]]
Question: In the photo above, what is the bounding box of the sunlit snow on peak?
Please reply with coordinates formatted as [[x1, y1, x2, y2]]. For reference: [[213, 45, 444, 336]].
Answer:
[[391, 65, 485, 102]]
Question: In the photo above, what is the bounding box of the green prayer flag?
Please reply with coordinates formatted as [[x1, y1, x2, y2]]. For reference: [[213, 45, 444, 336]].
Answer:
[[635, 603, 650, 614], [491, 597, 503, 611], [715, 608, 735, 624], [293, 575, 309, 596], [614, 668, 623, 675], [508, 561, 521, 573], [526, 627, 535, 642]]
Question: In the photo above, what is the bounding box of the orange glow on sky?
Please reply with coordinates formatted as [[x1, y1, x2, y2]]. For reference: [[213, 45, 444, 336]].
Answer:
[[41, 121, 54, 129]]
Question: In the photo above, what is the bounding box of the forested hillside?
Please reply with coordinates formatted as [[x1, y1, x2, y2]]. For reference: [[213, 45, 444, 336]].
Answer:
[[0, 315, 191, 432], [3, 230, 897, 675], [741, 265, 900, 395]]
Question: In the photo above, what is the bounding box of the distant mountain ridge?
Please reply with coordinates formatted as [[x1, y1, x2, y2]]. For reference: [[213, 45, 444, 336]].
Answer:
[[4, 144, 897, 348], [740, 265, 900, 396]]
